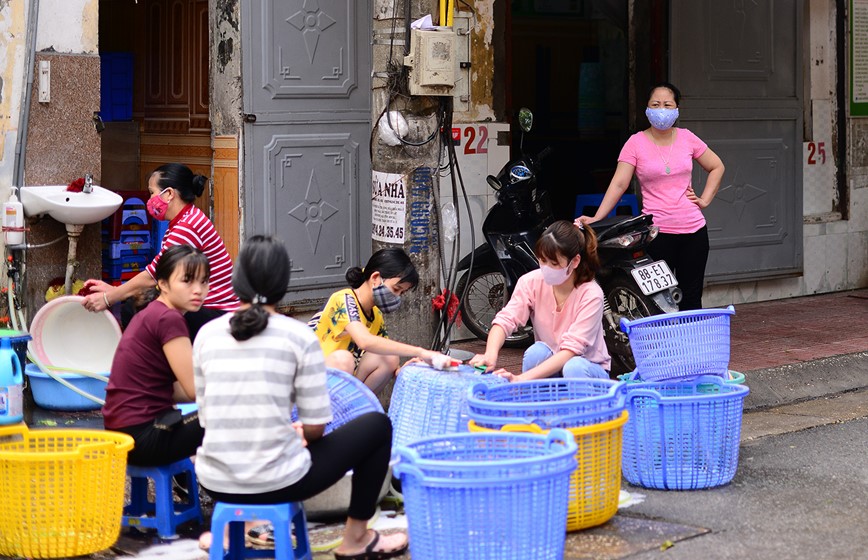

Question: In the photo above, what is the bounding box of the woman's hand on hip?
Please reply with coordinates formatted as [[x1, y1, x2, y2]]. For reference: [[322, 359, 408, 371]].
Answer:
[[686, 186, 709, 209]]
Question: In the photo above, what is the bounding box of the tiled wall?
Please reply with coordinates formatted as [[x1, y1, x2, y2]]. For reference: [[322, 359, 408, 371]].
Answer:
[[22, 53, 102, 322]]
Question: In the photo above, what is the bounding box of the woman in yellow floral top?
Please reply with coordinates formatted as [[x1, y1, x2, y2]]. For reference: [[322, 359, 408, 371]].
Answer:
[[309, 249, 449, 394]]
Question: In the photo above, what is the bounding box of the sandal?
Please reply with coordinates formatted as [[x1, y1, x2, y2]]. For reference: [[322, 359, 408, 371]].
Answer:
[[245, 524, 275, 549], [333, 529, 409, 560]]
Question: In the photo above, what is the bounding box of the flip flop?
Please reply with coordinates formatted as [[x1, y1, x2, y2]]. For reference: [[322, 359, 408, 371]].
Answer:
[[333, 529, 409, 560], [245, 524, 275, 549]]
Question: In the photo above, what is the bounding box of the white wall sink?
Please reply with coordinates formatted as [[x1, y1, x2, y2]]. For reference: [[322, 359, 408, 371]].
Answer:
[[21, 185, 123, 225]]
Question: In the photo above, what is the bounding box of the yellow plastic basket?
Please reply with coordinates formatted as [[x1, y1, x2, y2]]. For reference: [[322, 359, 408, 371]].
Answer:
[[0, 424, 134, 559], [468, 410, 628, 532]]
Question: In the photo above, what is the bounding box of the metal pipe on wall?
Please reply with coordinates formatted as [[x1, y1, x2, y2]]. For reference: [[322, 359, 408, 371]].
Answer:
[[13, 0, 40, 188]]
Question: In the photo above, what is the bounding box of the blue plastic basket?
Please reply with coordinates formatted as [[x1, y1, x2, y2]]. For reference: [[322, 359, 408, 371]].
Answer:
[[619, 369, 746, 385], [394, 430, 577, 560], [466, 378, 626, 429], [388, 364, 507, 448], [620, 306, 735, 381], [291, 368, 383, 435], [621, 375, 749, 490]]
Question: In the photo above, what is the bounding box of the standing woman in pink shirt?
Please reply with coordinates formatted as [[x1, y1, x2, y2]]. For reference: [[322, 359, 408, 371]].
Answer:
[[470, 220, 611, 382], [82, 163, 241, 339], [578, 82, 725, 310]]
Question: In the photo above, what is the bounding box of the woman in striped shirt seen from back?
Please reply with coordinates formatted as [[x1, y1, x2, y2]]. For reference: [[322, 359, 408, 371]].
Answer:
[[82, 163, 240, 339], [193, 235, 408, 559]]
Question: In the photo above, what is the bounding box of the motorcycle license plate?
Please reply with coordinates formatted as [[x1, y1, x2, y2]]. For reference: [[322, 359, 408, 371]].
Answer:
[[631, 261, 678, 296]]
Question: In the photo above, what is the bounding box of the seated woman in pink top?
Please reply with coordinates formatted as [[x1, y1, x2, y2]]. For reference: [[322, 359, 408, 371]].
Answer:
[[470, 220, 611, 381]]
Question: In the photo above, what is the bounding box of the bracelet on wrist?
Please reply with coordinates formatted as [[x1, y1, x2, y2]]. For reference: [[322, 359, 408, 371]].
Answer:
[[103, 293, 111, 308]]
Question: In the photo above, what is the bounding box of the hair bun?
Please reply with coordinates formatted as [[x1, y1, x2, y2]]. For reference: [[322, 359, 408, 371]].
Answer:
[[192, 174, 208, 198], [345, 266, 364, 288]]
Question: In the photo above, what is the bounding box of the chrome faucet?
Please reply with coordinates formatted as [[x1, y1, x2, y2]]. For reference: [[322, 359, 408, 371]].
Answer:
[[83, 173, 93, 193]]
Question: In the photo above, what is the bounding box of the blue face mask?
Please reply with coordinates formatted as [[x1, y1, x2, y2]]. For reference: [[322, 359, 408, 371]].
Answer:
[[373, 282, 402, 313], [645, 107, 679, 130]]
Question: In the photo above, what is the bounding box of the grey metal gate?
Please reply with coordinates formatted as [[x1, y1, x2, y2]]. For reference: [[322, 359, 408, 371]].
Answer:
[[670, 0, 803, 283], [242, 0, 372, 300]]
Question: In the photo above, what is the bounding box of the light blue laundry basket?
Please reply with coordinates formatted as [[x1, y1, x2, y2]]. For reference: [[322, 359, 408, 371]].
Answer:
[[620, 305, 735, 381], [394, 429, 577, 560], [388, 363, 506, 447], [466, 378, 627, 429], [291, 368, 383, 434], [621, 375, 749, 490]]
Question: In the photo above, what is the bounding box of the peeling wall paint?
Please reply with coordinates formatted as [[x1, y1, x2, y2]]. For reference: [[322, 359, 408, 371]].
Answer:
[[0, 0, 25, 169], [210, 0, 242, 135], [458, 0, 497, 123], [36, 0, 97, 54]]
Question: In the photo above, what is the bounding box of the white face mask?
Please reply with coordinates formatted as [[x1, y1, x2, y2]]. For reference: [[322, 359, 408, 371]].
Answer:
[[539, 263, 573, 286]]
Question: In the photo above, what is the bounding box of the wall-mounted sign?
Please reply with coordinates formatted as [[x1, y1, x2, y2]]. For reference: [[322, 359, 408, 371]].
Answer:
[[371, 170, 406, 243]]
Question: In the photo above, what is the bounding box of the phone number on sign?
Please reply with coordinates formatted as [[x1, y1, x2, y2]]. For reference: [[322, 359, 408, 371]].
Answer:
[[372, 223, 404, 240]]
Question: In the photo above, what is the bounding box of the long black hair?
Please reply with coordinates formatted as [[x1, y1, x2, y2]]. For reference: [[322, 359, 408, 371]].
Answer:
[[150, 163, 208, 203], [345, 248, 418, 290], [229, 235, 290, 341]]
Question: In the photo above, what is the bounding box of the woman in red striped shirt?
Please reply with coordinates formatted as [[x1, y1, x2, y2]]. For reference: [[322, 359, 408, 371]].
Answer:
[[82, 163, 240, 339]]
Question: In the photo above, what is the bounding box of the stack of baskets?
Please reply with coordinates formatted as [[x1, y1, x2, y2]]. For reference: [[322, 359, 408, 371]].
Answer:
[[619, 305, 749, 490], [465, 378, 627, 531], [391, 363, 600, 558], [102, 193, 152, 287]]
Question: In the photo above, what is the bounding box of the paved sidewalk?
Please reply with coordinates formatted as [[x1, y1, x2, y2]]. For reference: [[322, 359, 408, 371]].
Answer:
[[451, 287, 868, 375]]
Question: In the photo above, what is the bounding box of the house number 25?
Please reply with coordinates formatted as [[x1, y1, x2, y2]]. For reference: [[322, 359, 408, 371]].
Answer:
[[807, 141, 826, 165]]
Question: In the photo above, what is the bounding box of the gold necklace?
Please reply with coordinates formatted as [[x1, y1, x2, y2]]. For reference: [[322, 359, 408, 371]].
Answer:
[[652, 129, 675, 174]]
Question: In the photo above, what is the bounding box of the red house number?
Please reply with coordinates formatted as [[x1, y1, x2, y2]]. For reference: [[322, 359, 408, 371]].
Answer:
[[451, 126, 489, 155], [807, 142, 826, 165]]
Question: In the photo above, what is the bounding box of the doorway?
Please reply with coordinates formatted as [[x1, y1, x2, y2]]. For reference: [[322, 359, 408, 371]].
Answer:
[[97, 0, 216, 240], [507, 0, 631, 221]]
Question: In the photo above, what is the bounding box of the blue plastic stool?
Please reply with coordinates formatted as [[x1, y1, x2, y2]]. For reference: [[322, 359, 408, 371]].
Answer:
[[575, 193, 639, 218], [209, 501, 312, 560], [123, 458, 203, 539]]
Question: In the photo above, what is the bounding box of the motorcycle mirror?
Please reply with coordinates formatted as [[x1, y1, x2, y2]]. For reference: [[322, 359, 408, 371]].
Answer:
[[518, 108, 533, 132], [486, 175, 502, 190]]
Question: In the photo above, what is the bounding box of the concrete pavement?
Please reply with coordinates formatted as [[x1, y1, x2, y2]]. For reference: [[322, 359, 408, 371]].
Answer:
[[21, 289, 868, 558]]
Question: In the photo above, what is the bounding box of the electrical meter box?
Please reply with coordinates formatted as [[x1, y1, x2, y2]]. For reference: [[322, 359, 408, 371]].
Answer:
[[404, 28, 457, 96]]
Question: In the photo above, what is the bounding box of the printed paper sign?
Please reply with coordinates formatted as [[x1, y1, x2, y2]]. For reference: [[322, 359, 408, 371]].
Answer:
[[371, 171, 406, 243]]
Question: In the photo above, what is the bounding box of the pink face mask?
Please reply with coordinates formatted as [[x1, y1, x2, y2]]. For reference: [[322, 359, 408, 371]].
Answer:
[[539, 263, 573, 286], [147, 188, 171, 220]]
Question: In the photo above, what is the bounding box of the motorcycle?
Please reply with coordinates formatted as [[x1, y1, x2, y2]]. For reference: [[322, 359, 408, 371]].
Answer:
[[454, 108, 682, 374]]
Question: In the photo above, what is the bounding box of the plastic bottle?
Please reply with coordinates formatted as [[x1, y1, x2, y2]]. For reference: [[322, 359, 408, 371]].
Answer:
[[0, 337, 23, 425], [3, 187, 24, 246]]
